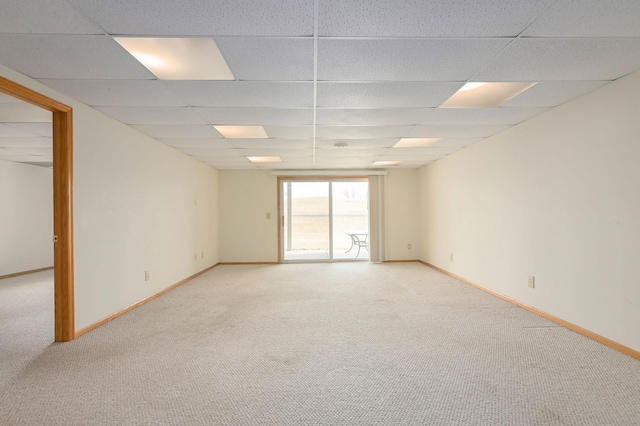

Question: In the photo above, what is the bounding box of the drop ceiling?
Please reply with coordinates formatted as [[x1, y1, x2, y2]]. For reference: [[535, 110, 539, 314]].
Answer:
[[1, 0, 640, 170]]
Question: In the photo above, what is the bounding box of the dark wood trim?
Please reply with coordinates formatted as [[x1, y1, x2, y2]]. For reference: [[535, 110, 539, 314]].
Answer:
[[419, 261, 640, 361], [0, 76, 75, 342], [0, 266, 54, 281], [74, 264, 219, 338]]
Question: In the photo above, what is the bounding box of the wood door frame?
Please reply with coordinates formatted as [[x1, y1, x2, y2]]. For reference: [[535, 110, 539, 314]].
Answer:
[[0, 76, 75, 342]]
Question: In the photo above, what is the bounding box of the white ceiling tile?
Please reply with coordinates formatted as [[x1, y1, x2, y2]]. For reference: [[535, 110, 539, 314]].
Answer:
[[131, 125, 222, 139], [319, 0, 553, 37], [430, 138, 484, 148], [0, 103, 51, 122], [95, 107, 207, 125], [316, 126, 412, 139], [314, 139, 399, 149], [318, 38, 510, 81], [475, 38, 640, 81], [316, 108, 430, 125], [501, 81, 610, 107], [66, 0, 313, 36], [420, 108, 549, 125], [230, 139, 312, 149], [0, 124, 36, 138], [0, 137, 51, 148], [523, 0, 640, 37], [315, 149, 388, 158], [0, 0, 103, 34], [386, 147, 461, 156], [178, 148, 244, 157], [263, 126, 314, 139], [4, 123, 51, 137], [317, 82, 462, 108], [407, 125, 510, 138], [166, 81, 313, 107], [0, 35, 154, 80], [40, 80, 187, 107], [157, 138, 234, 148], [193, 108, 312, 125], [0, 93, 21, 104], [216, 38, 313, 81], [239, 149, 312, 158], [2, 146, 51, 156]]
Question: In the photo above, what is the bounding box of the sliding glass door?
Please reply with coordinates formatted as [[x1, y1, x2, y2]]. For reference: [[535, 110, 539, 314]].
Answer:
[[281, 179, 369, 262]]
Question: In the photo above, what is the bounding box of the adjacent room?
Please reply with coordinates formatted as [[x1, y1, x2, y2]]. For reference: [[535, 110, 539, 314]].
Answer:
[[1, 1, 639, 424]]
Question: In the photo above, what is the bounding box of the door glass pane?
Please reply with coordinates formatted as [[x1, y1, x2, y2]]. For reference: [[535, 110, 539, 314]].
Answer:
[[332, 181, 369, 260], [283, 181, 330, 261]]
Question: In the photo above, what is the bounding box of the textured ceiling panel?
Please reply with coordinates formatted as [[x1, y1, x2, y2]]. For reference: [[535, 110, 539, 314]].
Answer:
[[96, 107, 207, 125], [166, 81, 313, 107], [314, 139, 400, 149], [4, 123, 51, 137], [475, 38, 640, 81], [0, 137, 51, 148], [318, 38, 510, 81], [177, 147, 244, 157], [239, 148, 312, 158], [131, 125, 222, 139], [193, 108, 312, 125], [407, 125, 509, 138], [523, 0, 640, 37], [0, 103, 51, 122], [501, 81, 610, 107], [317, 82, 461, 108], [40, 80, 187, 107], [319, 0, 553, 37], [2, 146, 51, 156], [316, 126, 412, 139], [0, 93, 21, 103], [0, 0, 103, 34], [420, 107, 550, 125], [216, 38, 313, 81], [431, 138, 484, 148], [0, 35, 154, 79], [316, 108, 430, 125], [263, 126, 314, 139], [66, 0, 314, 36], [229, 139, 312, 149], [157, 139, 234, 149]]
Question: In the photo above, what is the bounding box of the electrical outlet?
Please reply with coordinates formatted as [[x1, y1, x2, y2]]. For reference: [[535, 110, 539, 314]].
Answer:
[[450, 253, 454, 261], [528, 276, 535, 288], [144, 270, 150, 281], [407, 243, 412, 249]]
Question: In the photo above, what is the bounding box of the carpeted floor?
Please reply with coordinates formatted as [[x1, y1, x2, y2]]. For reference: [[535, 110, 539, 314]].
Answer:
[[1, 263, 639, 425]]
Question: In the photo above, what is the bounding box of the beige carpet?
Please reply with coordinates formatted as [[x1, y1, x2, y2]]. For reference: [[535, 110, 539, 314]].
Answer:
[[1, 263, 639, 425]]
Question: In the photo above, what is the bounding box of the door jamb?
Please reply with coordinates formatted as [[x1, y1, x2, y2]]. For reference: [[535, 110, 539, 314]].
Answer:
[[0, 76, 75, 342]]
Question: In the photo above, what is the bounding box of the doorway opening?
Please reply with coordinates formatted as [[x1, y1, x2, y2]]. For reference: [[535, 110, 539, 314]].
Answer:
[[0, 76, 74, 342], [279, 177, 369, 262]]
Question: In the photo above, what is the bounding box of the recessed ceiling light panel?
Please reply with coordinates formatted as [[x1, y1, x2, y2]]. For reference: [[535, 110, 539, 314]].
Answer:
[[114, 37, 235, 80], [440, 82, 537, 108], [214, 125, 268, 139], [248, 156, 282, 163], [393, 138, 442, 148], [372, 160, 401, 167]]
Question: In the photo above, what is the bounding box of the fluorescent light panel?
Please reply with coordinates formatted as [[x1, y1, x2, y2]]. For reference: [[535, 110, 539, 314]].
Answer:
[[214, 125, 268, 139], [248, 156, 281, 163], [440, 82, 537, 108], [394, 138, 442, 148], [114, 37, 235, 80], [372, 160, 401, 167]]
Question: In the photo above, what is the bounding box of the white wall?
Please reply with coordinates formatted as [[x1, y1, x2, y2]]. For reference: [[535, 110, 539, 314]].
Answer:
[[0, 64, 219, 331], [219, 170, 278, 262], [418, 70, 640, 352], [385, 169, 420, 260], [0, 160, 53, 276]]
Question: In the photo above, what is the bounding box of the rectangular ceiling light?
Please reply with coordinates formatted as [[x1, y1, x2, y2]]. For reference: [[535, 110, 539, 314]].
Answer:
[[214, 125, 268, 139], [372, 160, 401, 167], [440, 82, 537, 108], [393, 138, 442, 148], [248, 156, 281, 163], [114, 37, 235, 80]]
